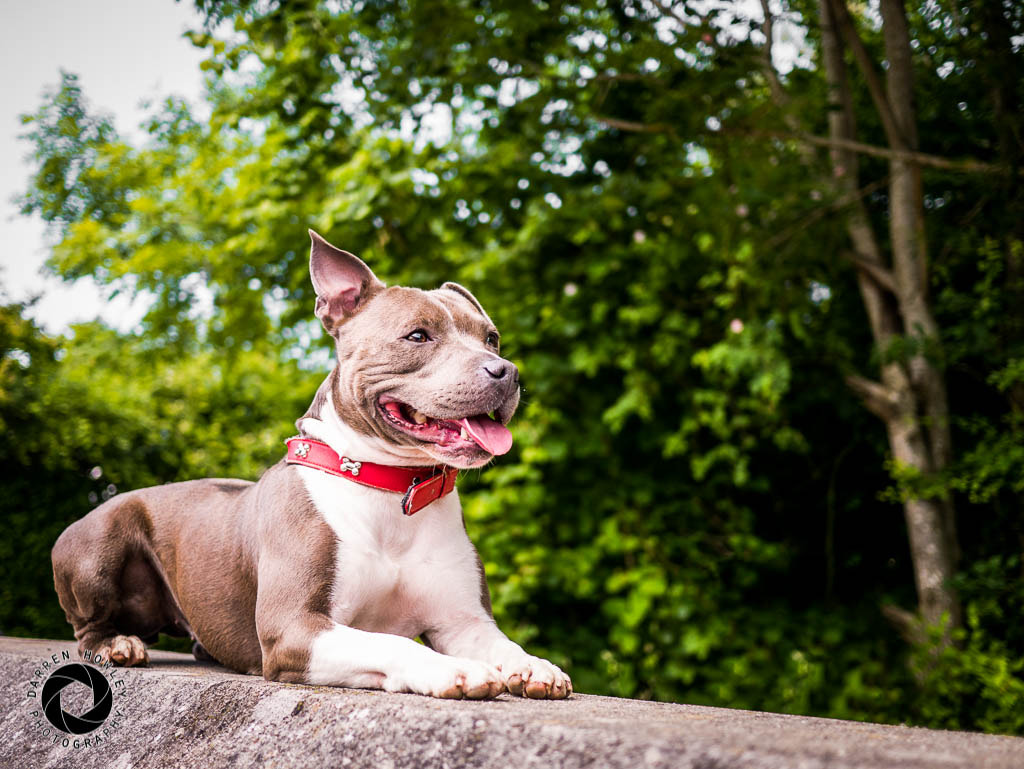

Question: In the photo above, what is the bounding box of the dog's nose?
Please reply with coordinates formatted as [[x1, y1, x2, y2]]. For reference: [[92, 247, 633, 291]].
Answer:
[[483, 359, 517, 381]]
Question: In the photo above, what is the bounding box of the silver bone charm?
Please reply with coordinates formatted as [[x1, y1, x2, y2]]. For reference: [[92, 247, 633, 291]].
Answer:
[[339, 457, 362, 476], [294, 441, 311, 458]]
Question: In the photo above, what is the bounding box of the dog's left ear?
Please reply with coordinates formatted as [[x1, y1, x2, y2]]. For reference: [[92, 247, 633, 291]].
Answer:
[[309, 230, 384, 332], [441, 282, 493, 324]]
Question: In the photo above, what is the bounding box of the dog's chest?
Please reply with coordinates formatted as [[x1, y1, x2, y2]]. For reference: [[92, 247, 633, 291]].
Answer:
[[298, 467, 478, 638]]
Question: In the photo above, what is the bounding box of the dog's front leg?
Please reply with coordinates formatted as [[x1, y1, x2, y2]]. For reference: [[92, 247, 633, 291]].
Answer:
[[262, 614, 505, 696], [426, 619, 573, 699], [311, 623, 505, 698], [261, 617, 505, 698], [256, 538, 504, 698]]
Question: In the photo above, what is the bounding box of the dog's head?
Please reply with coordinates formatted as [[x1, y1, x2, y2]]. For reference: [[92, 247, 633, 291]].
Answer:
[[308, 230, 519, 469]]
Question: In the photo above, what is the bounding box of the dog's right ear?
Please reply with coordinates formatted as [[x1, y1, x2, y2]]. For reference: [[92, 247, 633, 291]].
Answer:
[[309, 230, 384, 333]]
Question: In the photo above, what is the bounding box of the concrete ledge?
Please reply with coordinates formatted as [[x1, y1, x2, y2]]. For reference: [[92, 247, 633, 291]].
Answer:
[[2, 637, 1022, 769]]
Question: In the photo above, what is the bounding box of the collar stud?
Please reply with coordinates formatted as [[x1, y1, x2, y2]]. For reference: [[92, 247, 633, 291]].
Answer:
[[339, 457, 362, 476]]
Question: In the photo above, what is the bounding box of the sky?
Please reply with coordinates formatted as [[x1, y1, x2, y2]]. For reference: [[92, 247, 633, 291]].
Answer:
[[0, 0, 207, 334]]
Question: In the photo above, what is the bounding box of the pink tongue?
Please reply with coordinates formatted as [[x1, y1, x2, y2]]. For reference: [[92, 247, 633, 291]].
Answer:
[[457, 415, 514, 455]]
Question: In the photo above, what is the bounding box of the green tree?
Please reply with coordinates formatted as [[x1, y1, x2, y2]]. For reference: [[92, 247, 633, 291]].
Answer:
[[0, 299, 320, 638]]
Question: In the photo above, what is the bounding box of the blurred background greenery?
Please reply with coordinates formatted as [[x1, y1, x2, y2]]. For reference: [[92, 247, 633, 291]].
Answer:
[[2, 0, 1023, 734]]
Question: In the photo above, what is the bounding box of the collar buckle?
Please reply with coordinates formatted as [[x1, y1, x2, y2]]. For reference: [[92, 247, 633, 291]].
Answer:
[[400, 476, 423, 516]]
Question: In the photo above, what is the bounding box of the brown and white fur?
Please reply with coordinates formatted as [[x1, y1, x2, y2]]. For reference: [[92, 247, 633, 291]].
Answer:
[[50, 231, 571, 700]]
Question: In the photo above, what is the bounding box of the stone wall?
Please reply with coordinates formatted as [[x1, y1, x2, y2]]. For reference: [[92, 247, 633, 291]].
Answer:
[[2, 637, 1021, 769]]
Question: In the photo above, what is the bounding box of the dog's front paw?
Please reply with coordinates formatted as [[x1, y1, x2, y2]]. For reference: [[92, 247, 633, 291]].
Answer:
[[498, 654, 572, 699], [388, 656, 505, 700], [92, 635, 149, 667]]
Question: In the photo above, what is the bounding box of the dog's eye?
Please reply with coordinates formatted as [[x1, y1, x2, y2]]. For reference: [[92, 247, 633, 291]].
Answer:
[[485, 332, 499, 348], [405, 329, 431, 343]]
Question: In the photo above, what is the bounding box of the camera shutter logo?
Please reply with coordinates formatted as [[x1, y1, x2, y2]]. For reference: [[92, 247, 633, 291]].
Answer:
[[40, 663, 113, 735]]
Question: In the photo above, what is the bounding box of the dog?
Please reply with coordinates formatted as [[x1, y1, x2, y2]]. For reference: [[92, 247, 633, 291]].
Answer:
[[51, 230, 571, 700]]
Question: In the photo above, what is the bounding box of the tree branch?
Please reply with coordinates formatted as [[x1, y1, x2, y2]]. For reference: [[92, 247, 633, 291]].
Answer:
[[758, 0, 787, 106], [764, 176, 889, 250], [845, 374, 900, 420], [881, 603, 926, 646], [593, 121, 1022, 176], [593, 115, 676, 135], [762, 130, 1022, 176], [646, 0, 724, 52], [592, 72, 656, 83], [844, 249, 897, 292], [827, 0, 906, 149], [648, 0, 690, 30]]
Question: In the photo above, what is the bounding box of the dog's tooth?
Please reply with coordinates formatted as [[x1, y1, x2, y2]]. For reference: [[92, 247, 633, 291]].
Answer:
[[412, 410, 428, 425], [460, 427, 469, 440]]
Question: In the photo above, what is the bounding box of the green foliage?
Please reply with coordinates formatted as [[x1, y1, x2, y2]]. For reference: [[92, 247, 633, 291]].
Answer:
[[0, 302, 320, 639], [4, 0, 1024, 737], [911, 557, 1024, 734], [17, 72, 125, 233]]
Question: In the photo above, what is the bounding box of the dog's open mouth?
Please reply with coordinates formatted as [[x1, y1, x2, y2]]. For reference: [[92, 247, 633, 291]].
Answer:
[[379, 400, 513, 456]]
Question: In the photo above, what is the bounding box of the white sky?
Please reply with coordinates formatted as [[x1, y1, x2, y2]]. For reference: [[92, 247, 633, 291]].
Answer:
[[0, 0, 206, 334]]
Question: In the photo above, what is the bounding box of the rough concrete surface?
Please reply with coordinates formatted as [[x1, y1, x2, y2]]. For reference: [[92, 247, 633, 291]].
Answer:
[[1, 636, 1021, 769]]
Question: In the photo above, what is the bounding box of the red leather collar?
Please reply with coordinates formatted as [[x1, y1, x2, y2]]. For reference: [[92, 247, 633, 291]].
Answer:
[[284, 437, 458, 515]]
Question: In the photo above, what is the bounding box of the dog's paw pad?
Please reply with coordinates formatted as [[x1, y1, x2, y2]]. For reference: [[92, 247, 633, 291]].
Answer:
[[96, 635, 149, 667]]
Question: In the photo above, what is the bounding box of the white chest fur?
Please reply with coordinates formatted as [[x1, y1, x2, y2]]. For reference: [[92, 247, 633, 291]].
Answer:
[[297, 466, 484, 639]]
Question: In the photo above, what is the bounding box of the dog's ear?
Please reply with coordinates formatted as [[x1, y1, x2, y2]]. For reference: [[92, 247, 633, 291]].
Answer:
[[309, 230, 384, 332], [440, 281, 492, 323]]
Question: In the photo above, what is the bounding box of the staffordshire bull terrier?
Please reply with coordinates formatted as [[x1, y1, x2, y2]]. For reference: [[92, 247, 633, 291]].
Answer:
[[51, 230, 571, 700]]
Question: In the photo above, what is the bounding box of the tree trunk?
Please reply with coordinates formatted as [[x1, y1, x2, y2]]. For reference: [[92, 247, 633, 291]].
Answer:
[[820, 0, 961, 636]]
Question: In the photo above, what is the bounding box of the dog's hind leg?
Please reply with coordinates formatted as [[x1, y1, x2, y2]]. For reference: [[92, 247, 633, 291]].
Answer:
[[51, 494, 177, 667]]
